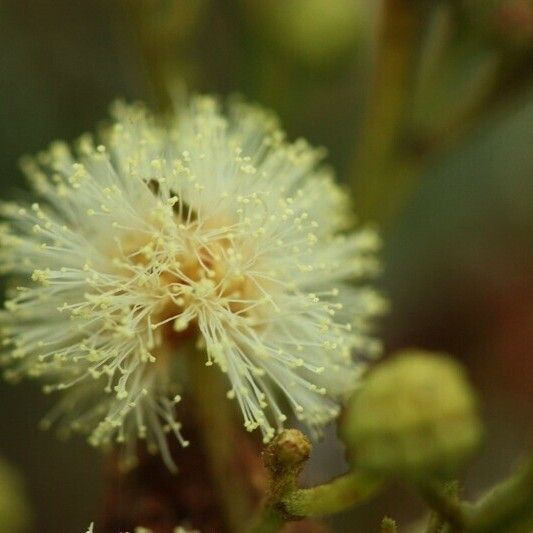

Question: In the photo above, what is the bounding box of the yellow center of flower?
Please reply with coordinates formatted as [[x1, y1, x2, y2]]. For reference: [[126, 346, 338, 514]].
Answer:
[[117, 215, 264, 360]]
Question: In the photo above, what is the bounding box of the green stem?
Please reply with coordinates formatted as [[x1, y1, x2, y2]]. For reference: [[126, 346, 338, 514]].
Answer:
[[128, 0, 192, 113], [349, 0, 430, 223], [189, 354, 259, 533], [283, 470, 383, 518], [419, 461, 533, 533], [249, 507, 285, 533], [251, 470, 383, 532], [249, 430, 383, 532], [468, 459, 533, 533], [418, 480, 466, 532]]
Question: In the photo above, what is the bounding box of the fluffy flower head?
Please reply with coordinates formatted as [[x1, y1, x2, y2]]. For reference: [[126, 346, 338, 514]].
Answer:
[[0, 96, 384, 469]]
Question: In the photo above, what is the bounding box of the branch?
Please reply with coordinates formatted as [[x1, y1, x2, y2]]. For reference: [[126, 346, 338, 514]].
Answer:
[[189, 353, 264, 533], [468, 459, 533, 533], [283, 469, 383, 518], [348, 0, 431, 223], [418, 480, 466, 532], [418, 459, 533, 533], [249, 430, 383, 532]]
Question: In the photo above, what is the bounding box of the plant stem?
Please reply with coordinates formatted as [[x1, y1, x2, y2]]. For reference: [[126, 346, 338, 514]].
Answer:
[[283, 470, 383, 518], [251, 471, 382, 531], [189, 354, 263, 533], [250, 430, 383, 532], [248, 507, 285, 533], [418, 460, 533, 533], [348, 0, 430, 223], [468, 459, 533, 533], [418, 480, 466, 532], [128, 0, 194, 113]]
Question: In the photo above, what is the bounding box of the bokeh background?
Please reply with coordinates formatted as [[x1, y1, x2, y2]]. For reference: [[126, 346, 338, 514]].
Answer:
[[0, 1, 531, 531]]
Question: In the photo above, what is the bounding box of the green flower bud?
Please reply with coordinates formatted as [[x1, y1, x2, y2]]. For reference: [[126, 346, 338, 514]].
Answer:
[[342, 350, 483, 479]]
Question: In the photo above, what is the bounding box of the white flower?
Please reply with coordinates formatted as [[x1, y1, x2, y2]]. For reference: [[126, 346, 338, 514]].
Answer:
[[0, 96, 384, 470]]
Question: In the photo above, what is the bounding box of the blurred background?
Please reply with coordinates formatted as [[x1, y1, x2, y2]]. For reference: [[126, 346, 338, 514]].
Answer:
[[0, 1, 531, 531]]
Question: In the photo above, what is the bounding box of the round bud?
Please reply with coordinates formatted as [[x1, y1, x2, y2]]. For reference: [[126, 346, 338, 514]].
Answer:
[[263, 429, 311, 475], [342, 350, 483, 479]]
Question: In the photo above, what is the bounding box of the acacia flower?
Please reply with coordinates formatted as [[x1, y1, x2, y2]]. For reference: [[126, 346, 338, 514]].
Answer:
[[0, 96, 384, 469]]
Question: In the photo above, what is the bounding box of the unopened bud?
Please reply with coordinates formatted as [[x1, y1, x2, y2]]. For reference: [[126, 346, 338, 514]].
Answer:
[[342, 350, 483, 479], [263, 429, 311, 474]]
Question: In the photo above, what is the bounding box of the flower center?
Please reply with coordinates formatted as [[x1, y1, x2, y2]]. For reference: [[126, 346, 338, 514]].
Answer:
[[116, 216, 264, 359]]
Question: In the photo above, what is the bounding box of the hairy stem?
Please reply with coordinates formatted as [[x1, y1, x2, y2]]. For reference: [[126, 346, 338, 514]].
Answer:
[[283, 470, 383, 518], [419, 459, 533, 533], [418, 480, 466, 532], [468, 459, 533, 533], [250, 430, 383, 532]]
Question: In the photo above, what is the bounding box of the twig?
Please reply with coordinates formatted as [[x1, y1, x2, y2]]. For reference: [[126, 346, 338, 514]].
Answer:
[[189, 352, 264, 533], [249, 430, 383, 532], [348, 0, 431, 223], [468, 459, 533, 533], [418, 480, 466, 532], [283, 469, 383, 518], [419, 459, 533, 533]]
